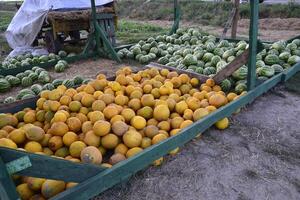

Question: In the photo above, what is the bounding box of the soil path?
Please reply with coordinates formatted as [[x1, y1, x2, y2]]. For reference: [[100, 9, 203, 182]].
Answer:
[[95, 86, 300, 200]]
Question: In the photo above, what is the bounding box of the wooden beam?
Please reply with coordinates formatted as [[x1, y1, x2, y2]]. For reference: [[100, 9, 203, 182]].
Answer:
[[231, 0, 240, 39], [0, 148, 106, 183]]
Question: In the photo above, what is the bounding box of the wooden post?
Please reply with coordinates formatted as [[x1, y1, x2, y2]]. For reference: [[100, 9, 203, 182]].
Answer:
[[231, 0, 240, 39], [247, 0, 259, 90]]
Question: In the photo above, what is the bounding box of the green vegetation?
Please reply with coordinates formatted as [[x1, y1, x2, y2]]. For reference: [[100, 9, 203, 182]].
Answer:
[[0, 11, 14, 31], [116, 0, 300, 26], [116, 20, 169, 44]]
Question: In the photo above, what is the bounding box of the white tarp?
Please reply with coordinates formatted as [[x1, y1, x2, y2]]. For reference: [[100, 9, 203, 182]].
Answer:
[[5, 0, 113, 56]]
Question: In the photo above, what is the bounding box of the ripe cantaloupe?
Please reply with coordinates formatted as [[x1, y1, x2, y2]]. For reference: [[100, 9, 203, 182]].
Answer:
[[141, 137, 152, 149], [81, 94, 95, 107], [80, 146, 102, 164], [171, 117, 184, 129], [103, 106, 119, 120], [69, 101, 82, 112], [92, 100, 106, 111], [215, 117, 229, 130]]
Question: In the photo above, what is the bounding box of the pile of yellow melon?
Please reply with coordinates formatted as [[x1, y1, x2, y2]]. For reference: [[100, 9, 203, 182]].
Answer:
[[0, 67, 243, 200]]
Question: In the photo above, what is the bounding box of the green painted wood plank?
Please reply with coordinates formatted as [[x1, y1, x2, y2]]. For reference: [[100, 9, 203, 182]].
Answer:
[[0, 157, 20, 200], [52, 72, 284, 200], [247, 0, 259, 90], [6, 156, 31, 175], [282, 62, 300, 81], [0, 148, 106, 182]]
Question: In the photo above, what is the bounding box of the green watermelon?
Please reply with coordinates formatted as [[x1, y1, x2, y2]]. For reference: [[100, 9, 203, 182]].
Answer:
[[43, 83, 55, 91], [58, 51, 67, 57], [4, 97, 16, 104], [220, 79, 232, 92], [16, 89, 35, 100], [0, 78, 11, 92], [287, 55, 300, 66], [7, 76, 21, 86], [21, 77, 33, 87], [54, 63, 66, 73], [271, 64, 284, 74], [21, 94, 36, 100], [264, 54, 279, 65], [28, 73, 38, 81], [257, 66, 275, 77], [31, 84, 43, 95], [62, 79, 74, 88], [235, 83, 247, 94], [203, 67, 216, 75], [73, 76, 84, 85], [52, 79, 64, 88], [232, 67, 248, 80]]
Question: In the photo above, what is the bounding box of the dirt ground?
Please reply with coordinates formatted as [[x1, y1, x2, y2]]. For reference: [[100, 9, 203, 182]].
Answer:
[[95, 85, 300, 200], [134, 18, 300, 41]]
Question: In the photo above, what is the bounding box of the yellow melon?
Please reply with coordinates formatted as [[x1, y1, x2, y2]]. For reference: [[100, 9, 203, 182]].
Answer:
[[63, 132, 78, 146], [114, 143, 128, 155], [180, 120, 193, 129], [84, 130, 101, 147], [101, 134, 119, 149], [126, 147, 143, 158], [92, 100, 106, 111], [112, 121, 128, 136], [81, 94, 95, 107], [175, 100, 188, 114], [93, 120, 111, 136], [103, 105, 119, 120], [171, 117, 184, 129], [41, 180, 65, 199], [114, 95, 129, 106], [69, 101, 82, 112], [215, 117, 229, 130], [23, 111, 36, 124], [0, 138, 17, 149], [50, 122, 69, 136], [157, 121, 170, 132], [153, 105, 170, 121], [27, 177, 46, 191], [153, 157, 164, 166], [109, 153, 126, 165], [24, 141, 42, 153], [144, 125, 159, 138], [88, 111, 104, 123], [137, 106, 153, 120], [69, 141, 87, 158], [66, 117, 82, 132], [131, 116, 146, 130], [8, 129, 26, 144], [48, 136, 63, 151], [43, 147, 53, 156], [209, 93, 226, 108], [121, 108, 135, 123], [82, 121, 93, 134], [0, 130, 8, 139], [16, 183, 34, 200], [123, 130, 142, 148], [193, 108, 209, 121], [152, 133, 168, 145]]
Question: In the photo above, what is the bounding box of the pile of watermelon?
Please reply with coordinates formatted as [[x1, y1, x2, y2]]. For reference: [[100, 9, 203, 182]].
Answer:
[[118, 28, 300, 93], [0, 67, 51, 92], [2, 75, 89, 104], [0, 51, 74, 71]]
